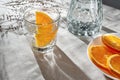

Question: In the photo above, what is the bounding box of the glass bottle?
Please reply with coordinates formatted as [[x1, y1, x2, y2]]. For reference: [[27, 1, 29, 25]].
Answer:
[[67, 0, 103, 37]]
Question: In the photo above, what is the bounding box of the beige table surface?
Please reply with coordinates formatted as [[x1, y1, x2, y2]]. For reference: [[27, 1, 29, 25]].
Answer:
[[0, 2, 120, 80]]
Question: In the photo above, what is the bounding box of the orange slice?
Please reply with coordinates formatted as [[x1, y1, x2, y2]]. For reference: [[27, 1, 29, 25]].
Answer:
[[89, 45, 113, 69], [107, 54, 120, 75], [102, 34, 120, 52], [36, 11, 53, 24], [35, 11, 57, 47]]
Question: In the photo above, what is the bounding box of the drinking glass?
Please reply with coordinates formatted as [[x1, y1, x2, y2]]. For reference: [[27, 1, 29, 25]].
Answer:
[[24, 8, 60, 53], [67, 0, 103, 37]]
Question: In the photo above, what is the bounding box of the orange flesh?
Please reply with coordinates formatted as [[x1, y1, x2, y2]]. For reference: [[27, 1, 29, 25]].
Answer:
[[89, 45, 113, 69], [102, 34, 120, 52], [108, 55, 120, 75], [88, 53, 120, 79], [35, 11, 57, 47], [88, 34, 120, 79]]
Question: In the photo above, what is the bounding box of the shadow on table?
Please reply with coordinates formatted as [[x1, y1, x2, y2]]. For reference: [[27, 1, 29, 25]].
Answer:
[[104, 75, 113, 80], [0, 53, 9, 80], [33, 46, 90, 80]]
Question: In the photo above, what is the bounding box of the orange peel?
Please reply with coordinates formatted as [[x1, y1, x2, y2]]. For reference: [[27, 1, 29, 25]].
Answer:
[[35, 11, 57, 47], [102, 34, 120, 52], [107, 54, 120, 75], [89, 45, 113, 69]]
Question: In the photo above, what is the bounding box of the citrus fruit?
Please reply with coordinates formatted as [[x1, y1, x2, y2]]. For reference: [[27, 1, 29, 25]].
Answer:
[[107, 54, 120, 75], [35, 11, 57, 47], [89, 45, 113, 69], [102, 34, 120, 52], [36, 11, 53, 25]]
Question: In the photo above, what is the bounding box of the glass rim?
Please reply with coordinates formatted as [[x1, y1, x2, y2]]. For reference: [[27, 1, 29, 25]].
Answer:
[[23, 8, 60, 26]]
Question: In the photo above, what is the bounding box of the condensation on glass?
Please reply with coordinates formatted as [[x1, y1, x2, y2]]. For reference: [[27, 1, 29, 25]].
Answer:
[[67, 0, 103, 37]]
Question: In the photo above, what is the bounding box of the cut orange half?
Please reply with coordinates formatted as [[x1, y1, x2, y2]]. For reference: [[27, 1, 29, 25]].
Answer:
[[107, 54, 120, 76], [89, 45, 113, 69], [102, 34, 120, 52], [35, 11, 57, 47]]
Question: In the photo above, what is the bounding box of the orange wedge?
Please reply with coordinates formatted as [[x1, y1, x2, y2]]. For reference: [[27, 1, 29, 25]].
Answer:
[[102, 34, 120, 52], [36, 11, 53, 25], [89, 45, 113, 69], [35, 11, 57, 47], [107, 54, 120, 75]]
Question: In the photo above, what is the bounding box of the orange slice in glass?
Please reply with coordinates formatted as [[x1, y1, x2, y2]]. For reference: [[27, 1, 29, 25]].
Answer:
[[107, 54, 120, 75], [89, 45, 113, 69], [102, 34, 120, 52], [35, 11, 57, 47]]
